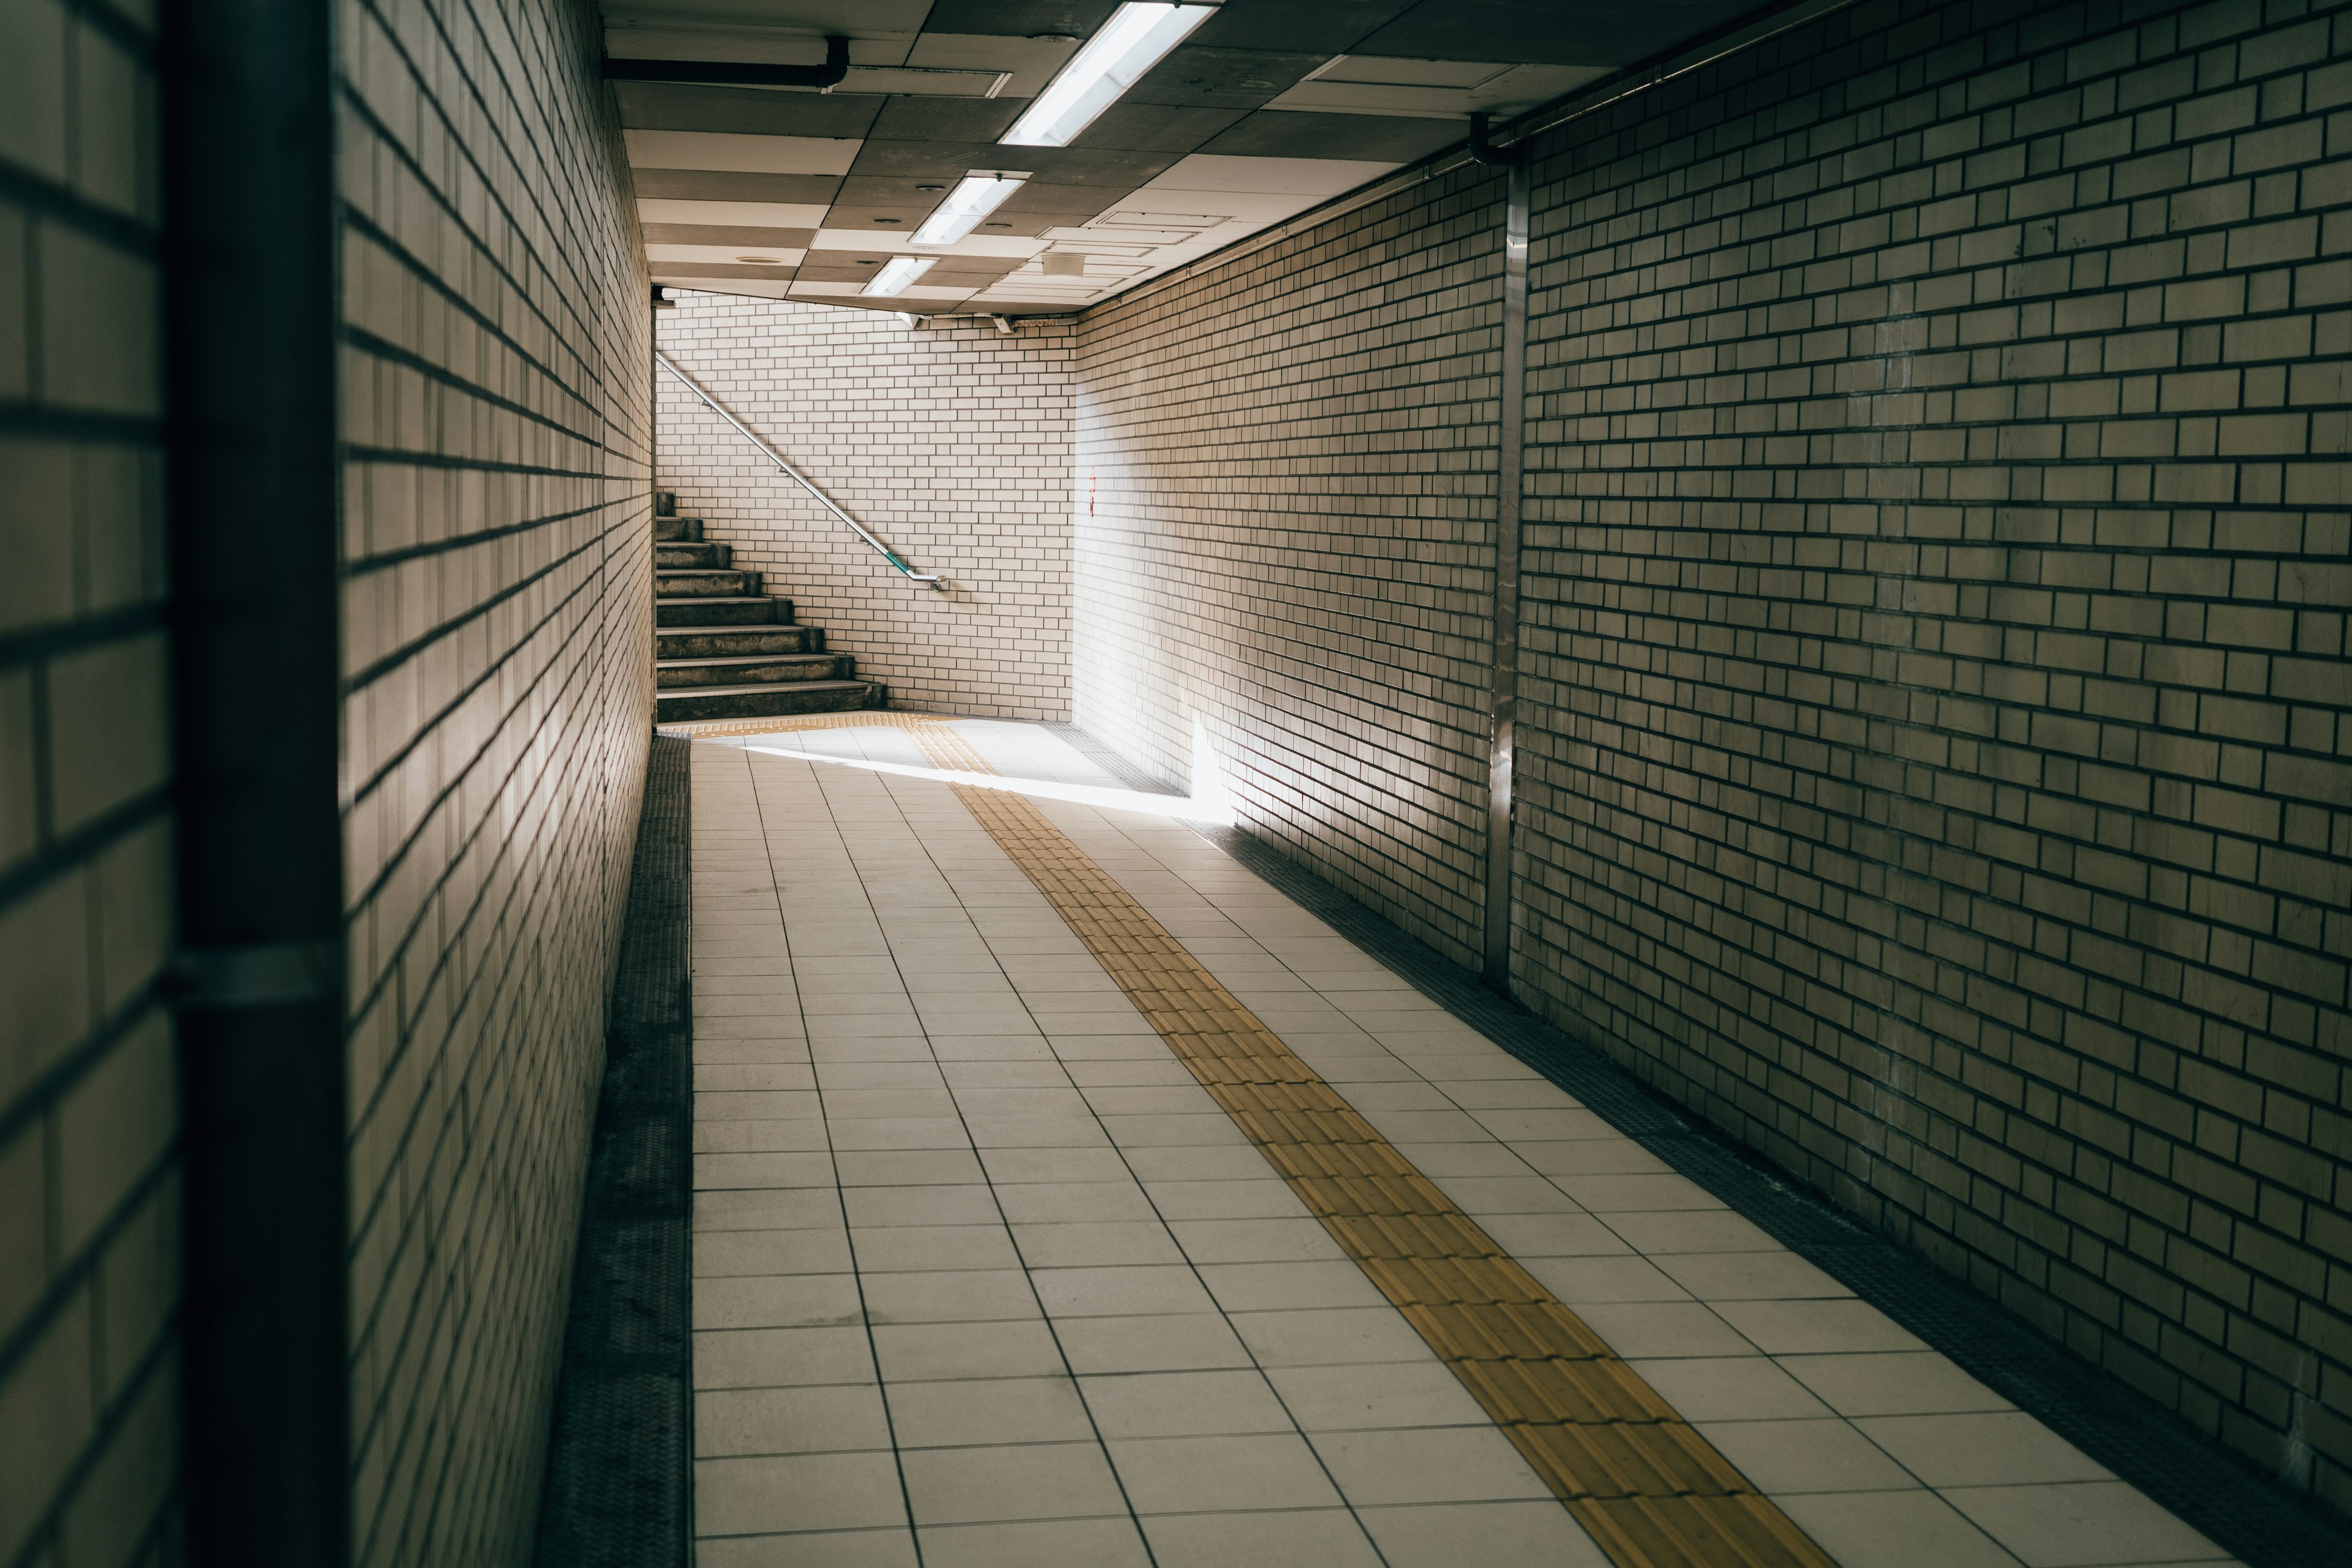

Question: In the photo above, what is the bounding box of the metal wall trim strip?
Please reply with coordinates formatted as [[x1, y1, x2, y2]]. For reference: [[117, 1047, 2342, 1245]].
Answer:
[[1485, 157, 1530, 994]]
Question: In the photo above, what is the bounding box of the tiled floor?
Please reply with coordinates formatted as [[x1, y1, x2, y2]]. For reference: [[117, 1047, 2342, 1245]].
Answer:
[[685, 720, 2240, 1568]]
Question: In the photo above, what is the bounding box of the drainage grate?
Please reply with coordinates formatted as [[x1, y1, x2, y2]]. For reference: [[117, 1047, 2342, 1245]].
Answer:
[[1047, 723, 2352, 1568], [532, 735, 693, 1568]]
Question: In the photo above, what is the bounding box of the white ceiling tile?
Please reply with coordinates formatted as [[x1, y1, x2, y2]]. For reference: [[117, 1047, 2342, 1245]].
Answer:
[[805, 230, 1044, 258], [1109, 188, 1344, 224], [644, 244, 806, 265], [638, 199, 833, 228], [1268, 64, 1611, 119], [624, 130, 861, 175], [786, 281, 970, 302], [1134, 154, 1401, 197], [1308, 55, 1506, 89], [905, 32, 1077, 96]]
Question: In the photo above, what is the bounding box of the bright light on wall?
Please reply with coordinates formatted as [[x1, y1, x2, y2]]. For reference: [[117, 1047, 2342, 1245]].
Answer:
[[862, 255, 937, 296], [914, 172, 1030, 246], [1000, 3, 1215, 148]]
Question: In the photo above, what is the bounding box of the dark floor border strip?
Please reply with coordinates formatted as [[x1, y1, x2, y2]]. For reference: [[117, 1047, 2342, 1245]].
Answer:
[[1047, 723, 2352, 1568], [532, 733, 692, 1568]]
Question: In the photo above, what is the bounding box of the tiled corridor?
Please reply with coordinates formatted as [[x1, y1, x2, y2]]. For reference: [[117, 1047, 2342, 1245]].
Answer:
[[684, 722, 2238, 1568]]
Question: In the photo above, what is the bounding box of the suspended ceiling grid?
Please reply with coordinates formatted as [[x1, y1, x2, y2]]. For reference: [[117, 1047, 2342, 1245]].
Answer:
[[610, 0, 1772, 315]]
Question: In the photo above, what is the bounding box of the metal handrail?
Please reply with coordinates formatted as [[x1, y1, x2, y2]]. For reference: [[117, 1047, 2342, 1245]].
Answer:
[[655, 349, 945, 589]]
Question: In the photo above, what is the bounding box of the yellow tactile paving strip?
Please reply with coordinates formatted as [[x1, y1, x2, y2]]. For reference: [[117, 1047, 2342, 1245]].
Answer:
[[721, 715, 1839, 1568]]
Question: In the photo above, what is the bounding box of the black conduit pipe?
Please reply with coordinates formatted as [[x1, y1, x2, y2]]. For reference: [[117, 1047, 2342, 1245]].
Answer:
[[604, 35, 849, 88]]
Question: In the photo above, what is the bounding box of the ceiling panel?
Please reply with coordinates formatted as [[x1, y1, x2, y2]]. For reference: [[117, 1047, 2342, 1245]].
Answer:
[[633, 170, 844, 203], [647, 246, 807, 268], [1066, 101, 1248, 153], [1200, 109, 1464, 162], [1355, 0, 1763, 66], [625, 130, 862, 175], [919, 0, 1120, 36], [614, 83, 888, 137], [1190, 0, 1420, 53], [642, 223, 819, 246], [864, 96, 1030, 141], [639, 199, 835, 228], [1123, 46, 1331, 111], [606, 0, 937, 32], [615, 0, 1794, 315]]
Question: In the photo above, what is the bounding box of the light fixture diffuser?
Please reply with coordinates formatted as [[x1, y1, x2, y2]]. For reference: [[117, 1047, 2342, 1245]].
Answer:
[[862, 256, 937, 296], [1000, 3, 1215, 148], [913, 172, 1030, 246]]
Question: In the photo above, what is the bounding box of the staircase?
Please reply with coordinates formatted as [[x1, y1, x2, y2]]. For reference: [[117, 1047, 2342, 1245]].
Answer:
[[654, 494, 885, 722]]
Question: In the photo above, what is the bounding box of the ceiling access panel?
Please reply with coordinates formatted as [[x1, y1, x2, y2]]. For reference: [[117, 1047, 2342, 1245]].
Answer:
[[613, 82, 889, 137]]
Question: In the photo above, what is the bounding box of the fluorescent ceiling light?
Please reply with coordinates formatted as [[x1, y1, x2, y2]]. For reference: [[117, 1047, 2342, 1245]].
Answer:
[[1001, 2, 1215, 148], [862, 256, 937, 296], [914, 172, 1029, 246]]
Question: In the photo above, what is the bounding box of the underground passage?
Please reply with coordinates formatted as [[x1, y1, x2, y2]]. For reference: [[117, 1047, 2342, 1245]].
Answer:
[[3, 0, 2350, 1564]]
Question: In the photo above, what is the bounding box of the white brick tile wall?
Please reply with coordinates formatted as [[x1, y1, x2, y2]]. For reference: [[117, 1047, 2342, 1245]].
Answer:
[[336, 0, 652, 1559], [1074, 0, 2352, 1515], [0, 0, 176, 1559], [655, 293, 1074, 720]]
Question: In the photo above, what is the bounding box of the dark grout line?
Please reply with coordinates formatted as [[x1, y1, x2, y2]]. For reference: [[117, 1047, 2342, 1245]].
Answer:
[[1047, 723, 2352, 1568]]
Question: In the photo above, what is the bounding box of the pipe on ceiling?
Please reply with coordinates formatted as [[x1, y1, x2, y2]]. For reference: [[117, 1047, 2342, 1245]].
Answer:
[[604, 35, 850, 88]]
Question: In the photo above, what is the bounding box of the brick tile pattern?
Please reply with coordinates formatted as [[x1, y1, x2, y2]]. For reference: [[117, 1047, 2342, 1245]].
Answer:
[[1516, 0, 2352, 1513], [336, 0, 654, 1559], [655, 293, 1074, 721], [1077, 0, 2352, 1515], [0, 0, 179, 1562], [1073, 166, 1507, 971]]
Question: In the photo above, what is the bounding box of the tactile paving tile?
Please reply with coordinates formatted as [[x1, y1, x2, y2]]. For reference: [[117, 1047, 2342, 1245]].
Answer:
[[708, 714, 1839, 1568]]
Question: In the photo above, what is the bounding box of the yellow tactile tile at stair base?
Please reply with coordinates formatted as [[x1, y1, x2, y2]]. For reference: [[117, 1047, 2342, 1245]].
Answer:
[[726, 715, 1839, 1568]]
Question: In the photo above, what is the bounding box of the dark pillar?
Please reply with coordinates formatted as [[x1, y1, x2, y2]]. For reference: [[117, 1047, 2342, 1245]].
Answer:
[[160, 0, 348, 1557]]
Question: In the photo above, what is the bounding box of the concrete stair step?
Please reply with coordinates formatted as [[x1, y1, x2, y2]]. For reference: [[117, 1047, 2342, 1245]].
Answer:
[[657, 652, 850, 689], [656, 541, 731, 568], [658, 567, 761, 597], [655, 680, 881, 722], [656, 595, 793, 627], [652, 514, 702, 543], [657, 625, 821, 658]]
